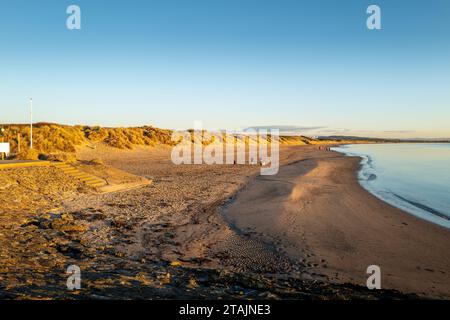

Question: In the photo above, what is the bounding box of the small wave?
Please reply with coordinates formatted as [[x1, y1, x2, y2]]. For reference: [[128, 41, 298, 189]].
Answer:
[[392, 193, 450, 221], [359, 171, 377, 181], [359, 156, 377, 182], [365, 155, 374, 168]]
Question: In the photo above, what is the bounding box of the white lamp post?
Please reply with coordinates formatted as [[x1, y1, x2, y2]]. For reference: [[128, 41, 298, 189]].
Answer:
[[30, 98, 33, 149]]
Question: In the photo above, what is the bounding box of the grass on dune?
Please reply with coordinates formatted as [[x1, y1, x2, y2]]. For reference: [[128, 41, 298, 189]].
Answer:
[[0, 123, 333, 160], [1, 123, 174, 159]]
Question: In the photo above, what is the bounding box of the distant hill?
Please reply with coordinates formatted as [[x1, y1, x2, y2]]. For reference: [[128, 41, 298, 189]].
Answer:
[[317, 135, 396, 142], [317, 135, 450, 143]]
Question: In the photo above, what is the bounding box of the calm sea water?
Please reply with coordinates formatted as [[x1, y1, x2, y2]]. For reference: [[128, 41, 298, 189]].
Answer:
[[332, 143, 450, 229]]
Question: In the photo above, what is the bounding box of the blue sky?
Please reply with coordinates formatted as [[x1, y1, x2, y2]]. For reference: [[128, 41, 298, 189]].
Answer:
[[1, 0, 449, 138]]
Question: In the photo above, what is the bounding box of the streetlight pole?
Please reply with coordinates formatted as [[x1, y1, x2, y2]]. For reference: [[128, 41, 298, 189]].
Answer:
[[30, 98, 33, 149], [1, 127, 4, 160]]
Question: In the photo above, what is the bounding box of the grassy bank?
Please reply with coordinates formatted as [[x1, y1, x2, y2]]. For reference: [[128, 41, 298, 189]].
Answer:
[[0, 123, 330, 160]]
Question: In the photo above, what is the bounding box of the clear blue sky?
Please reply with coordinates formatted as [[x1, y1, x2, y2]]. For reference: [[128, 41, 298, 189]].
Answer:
[[1, 0, 449, 138]]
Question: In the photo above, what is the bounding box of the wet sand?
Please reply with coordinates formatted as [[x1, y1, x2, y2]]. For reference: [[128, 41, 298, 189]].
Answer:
[[223, 147, 450, 298]]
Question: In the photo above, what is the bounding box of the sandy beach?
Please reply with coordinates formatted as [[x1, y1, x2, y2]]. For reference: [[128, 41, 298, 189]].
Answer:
[[223, 146, 450, 298], [1, 143, 449, 299]]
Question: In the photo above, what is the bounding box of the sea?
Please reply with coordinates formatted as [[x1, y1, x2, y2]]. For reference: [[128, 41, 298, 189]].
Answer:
[[332, 143, 450, 229]]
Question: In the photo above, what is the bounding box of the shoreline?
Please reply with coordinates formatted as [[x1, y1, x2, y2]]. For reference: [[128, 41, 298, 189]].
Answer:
[[221, 146, 450, 298], [332, 144, 450, 229]]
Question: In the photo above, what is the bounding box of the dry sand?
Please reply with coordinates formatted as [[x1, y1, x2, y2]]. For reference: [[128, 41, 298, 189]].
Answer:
[[224, 146, 450, 298]]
